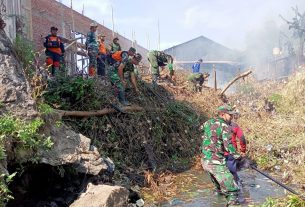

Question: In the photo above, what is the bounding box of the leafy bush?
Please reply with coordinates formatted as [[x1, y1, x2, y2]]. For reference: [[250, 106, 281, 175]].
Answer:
[[0, 116, 53, 158], [38, 103, 54, 115], [0, 172, 16, 205], [0, 115, 53, 203], [43, 76, 99, 110]]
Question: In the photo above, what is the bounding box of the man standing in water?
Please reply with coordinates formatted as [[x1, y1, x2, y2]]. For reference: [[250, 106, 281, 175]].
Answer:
[[200, 105, 241, 206]]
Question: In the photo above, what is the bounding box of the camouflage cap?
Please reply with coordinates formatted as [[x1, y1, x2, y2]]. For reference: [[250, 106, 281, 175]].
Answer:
[[217, 105, 237, 115], [134, 53, 142, 62], [90, 21, 98, 27], [159, 52, 168, 62], [129, 47, 136, 53]]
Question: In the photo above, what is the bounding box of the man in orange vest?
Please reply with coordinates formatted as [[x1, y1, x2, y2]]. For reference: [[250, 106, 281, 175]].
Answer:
[[107, 47, 137, 105], [97, 34, 107, 76], [43, 26, 65, 76]]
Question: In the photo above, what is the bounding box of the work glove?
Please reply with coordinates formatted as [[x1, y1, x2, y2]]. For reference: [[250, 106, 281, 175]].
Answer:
[[239, 157, 257, 169]]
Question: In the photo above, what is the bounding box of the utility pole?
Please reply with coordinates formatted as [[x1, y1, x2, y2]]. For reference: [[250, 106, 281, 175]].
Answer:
[[70, 0, 75, 31], [157, 19, 160, 50], [147, 33, 150, 50], [131, 28, 134, 47], [111, 6, 115, 39], [82, 3, 84, 15]]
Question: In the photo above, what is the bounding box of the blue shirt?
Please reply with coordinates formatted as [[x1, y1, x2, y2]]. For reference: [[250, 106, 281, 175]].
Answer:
[[192, 62, 201, 73]]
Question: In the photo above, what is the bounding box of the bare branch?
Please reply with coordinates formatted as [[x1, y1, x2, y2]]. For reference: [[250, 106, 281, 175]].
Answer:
[[219, 70, 252, 96]]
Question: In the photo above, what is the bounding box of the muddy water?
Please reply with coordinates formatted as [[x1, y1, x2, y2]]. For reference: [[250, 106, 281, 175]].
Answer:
[[152, 168, 286, 207]]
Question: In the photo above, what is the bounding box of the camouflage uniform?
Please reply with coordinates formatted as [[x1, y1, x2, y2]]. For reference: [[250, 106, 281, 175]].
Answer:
[[147, 50, 168, 87], [200, 117, 240, 203], [86, 31, 99, 76], [107, 51, 130, 101]]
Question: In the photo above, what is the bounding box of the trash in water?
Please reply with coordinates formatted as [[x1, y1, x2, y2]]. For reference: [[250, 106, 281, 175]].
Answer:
[[169, 198, 184, 205], [136, 198, 145, 207], [249, 184, 261, 188]]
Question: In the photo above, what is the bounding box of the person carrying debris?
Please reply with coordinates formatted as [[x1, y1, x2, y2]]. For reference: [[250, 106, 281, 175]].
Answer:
[[167, 56, 176, 83], [225, 114, 247, 184], [97, 34, 107, 76], [188, 72, 209, 92], [147, 50, 170, 87], [200, 105, 241, 206], [192, 58, 203, 73], [43, 26, 65, 76], [107, 47, 138, 105], [86, 21, 99, 77], [109, 37, 121, 53]]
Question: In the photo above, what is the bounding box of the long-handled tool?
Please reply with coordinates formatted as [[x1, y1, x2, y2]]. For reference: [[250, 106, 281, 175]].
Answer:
[[250, 165, 305, 200]]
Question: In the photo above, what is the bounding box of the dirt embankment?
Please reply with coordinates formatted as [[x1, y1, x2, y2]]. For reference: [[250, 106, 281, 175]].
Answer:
[[231, 69, 305, 191]]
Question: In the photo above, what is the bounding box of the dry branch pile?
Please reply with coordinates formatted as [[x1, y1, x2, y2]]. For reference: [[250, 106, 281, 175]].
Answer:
[[42, 73, 210, 172]]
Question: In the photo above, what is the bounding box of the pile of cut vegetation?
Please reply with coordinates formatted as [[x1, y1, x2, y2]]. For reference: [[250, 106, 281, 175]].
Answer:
[[42, 74, 209, 173]]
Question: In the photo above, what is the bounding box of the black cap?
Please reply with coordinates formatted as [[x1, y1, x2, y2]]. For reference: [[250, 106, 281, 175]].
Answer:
[[50, 26, 58, 31]]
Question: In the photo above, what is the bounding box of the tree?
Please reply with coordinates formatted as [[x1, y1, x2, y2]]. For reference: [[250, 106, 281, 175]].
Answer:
[[280, 6, 305, 65]]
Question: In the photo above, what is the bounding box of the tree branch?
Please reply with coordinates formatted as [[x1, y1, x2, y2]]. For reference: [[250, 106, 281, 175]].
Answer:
[[219, 70, 252, 96], [56, 105, 146, 118]]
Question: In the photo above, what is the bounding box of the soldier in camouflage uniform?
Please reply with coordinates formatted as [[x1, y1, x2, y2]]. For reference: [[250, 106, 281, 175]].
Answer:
[[200, 105, 241, 206], [109, 37, 122, 53], [86, 22, 99, 76], [147, 50, 171, 87], [107, 49, 141, 105]]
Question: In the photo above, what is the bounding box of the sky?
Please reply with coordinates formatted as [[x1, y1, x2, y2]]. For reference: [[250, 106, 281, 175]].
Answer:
[[60, 0, 305, 51]]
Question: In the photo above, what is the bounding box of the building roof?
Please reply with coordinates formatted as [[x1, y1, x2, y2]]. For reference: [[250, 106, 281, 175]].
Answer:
[[164, 36, 241, 62]]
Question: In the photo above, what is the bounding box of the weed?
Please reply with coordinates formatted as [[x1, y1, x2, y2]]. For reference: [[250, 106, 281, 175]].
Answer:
[[38, 103, 54, 115], [13, 35, 35, 78], [0, 172, 16, 205], [268, 93, 282, 106]]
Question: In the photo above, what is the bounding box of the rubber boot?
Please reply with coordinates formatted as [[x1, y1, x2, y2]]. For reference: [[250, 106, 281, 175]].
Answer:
[[152, 74, 158, 89], [118, 91, 131, 106]]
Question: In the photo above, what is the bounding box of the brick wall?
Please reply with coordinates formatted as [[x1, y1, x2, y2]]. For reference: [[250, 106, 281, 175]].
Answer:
[[31, 0, 148, 64]]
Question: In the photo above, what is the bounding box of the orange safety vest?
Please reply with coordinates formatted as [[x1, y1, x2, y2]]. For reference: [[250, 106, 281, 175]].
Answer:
[[46, 36, 62, 55], [111, 51, 123, 62], [99, 42, 106, 55]]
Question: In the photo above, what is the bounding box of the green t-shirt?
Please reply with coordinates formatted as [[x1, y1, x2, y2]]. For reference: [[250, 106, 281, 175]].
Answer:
[[167, 63, 173, 71]]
